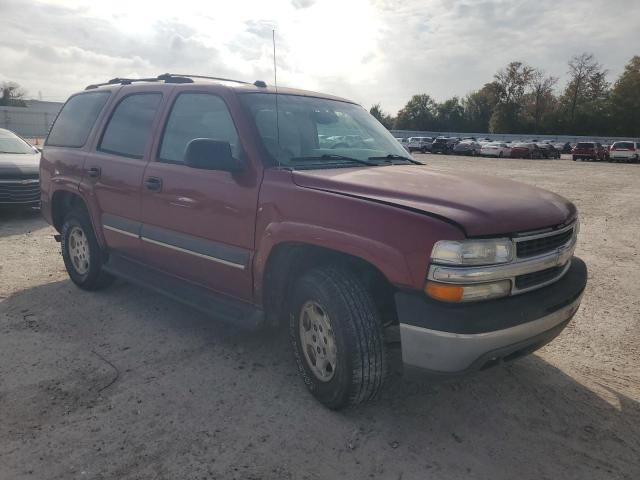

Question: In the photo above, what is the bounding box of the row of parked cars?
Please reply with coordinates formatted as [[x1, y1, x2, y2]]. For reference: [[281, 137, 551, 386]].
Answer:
[[399, 136, 566, 159], [398, 136, 640, 163]]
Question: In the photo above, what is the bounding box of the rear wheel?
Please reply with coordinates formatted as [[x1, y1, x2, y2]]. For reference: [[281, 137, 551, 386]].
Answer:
[[289, 267, 386, 409], [61, 209, 115, 290]]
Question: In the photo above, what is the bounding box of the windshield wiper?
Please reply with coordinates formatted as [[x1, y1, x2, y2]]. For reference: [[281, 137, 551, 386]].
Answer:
[[290, 154, 379, 166], [367, 154, 423, 165]]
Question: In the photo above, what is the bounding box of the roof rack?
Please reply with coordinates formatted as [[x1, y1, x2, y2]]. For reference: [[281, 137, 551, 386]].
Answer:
[[84, 73, 265, 90], [160, 73, 253, 85]]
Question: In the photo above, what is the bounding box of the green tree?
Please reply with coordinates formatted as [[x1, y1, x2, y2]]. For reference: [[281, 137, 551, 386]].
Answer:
[[526, 69, 558, 133], [394, 94, 438, 130], [435, 97, 465, 131], [369, 103, 394, 129], [609, 56, 640, 137], [489, 61, 535, 133], [562, 53, 608, 130], [462, 82, 500, 132]]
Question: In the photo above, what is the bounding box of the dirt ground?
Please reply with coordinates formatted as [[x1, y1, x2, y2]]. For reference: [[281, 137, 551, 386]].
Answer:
[[1, 155, 639, 480]]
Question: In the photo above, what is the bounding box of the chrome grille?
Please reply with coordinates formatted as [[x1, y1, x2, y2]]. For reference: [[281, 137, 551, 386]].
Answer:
[[515, 265, 566, 290], [0, 181, 40, 204], [515, 225, 575, 259]]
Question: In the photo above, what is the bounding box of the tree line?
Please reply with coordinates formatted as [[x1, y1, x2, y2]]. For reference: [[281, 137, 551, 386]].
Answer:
[[371, 53, 640, 138]]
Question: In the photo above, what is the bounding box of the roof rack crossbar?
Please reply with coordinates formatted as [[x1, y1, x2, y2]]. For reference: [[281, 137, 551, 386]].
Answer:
[[84, 73, 253, 91], [158, 73, 252, 85], [85, 76, 165, 90]]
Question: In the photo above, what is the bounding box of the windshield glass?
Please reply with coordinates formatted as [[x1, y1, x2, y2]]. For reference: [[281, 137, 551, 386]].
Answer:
[[239, 93, 411, 168], [0, 132, 35, 154], [576, 142, 595, 148]]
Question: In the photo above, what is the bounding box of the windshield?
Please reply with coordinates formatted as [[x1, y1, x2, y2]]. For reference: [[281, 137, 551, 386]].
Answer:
[[576, 142, 595, 148], [239, 93, 412, 168], [613, 142, 634, 149], [0, 132, 35, 154]]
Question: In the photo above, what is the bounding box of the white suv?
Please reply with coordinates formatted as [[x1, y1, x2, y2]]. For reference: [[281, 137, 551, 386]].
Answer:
[[609, 141, 640, 163], [407, 137, 433, 153]]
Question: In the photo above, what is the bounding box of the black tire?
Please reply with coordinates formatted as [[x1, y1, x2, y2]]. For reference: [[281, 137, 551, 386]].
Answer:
[[61, 209, 115, 291], [289, 266, 386, 409]]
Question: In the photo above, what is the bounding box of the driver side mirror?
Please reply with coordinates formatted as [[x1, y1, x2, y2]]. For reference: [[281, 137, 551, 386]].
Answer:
[[184, 138, 243, 172]]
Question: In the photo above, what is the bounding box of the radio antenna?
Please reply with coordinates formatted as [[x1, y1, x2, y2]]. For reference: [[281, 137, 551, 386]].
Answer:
[[273, 29, 281, 166]]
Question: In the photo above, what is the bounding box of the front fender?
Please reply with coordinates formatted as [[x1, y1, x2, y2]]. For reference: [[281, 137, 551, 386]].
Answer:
[[253, 220, 412, 299], [252, 169, 466, 302]]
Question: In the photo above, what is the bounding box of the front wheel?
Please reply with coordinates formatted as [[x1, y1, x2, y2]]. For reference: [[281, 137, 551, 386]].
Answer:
[[61, 209, 115, 290], [289, 267, 386, 409]]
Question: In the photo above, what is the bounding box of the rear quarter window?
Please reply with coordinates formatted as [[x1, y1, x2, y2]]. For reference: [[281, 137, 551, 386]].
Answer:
[[45, 92, 110, 147]]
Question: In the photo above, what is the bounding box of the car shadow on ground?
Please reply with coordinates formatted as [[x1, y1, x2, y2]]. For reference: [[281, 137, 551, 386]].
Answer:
[[1, 279, 639, 479], [0, 208, 46, 239]]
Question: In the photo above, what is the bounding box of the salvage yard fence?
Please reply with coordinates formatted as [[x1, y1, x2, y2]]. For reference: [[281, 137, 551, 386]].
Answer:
[[0, 101, 63, 139]]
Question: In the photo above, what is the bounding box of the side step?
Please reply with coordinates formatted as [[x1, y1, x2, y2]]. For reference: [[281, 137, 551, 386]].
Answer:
[[103, 253, 264, 330]]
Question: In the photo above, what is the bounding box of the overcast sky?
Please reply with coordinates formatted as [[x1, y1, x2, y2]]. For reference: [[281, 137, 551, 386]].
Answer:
[[1, 0, 638, 113]]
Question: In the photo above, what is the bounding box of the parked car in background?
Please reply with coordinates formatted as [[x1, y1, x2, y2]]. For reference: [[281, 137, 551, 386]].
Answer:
[[553, 142, 572, 154], [480, 142, 512, 158], [453, 139, 481, 156], [510, 142, 542, 159], [40, 74, 587, 409], [407, 137, 433, 153], [0, 128, 41, 208], [609, 141, 640, 163], [395, 137, 411, 153], [572, 142, 606, 161], [431, 137, 459, 154], [536, 143, 560, 159]]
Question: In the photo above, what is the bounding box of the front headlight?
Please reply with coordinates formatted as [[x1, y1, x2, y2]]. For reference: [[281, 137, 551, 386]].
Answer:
[[431, 239, 513, 266]]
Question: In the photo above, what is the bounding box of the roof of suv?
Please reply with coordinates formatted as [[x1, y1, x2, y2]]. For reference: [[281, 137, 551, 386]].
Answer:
[[81, 73, 356, 105]]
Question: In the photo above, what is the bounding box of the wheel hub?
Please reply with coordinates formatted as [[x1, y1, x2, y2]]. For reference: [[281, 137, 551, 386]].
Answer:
[[299, 301, 337, 382], [68, 226, 90, 275]]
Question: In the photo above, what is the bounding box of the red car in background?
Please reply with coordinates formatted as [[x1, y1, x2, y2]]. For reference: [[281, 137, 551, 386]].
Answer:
[[510, 143, 542, 159], [572, 142, 607, 161]]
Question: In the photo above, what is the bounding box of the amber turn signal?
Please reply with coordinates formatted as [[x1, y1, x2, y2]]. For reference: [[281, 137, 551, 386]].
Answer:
[[424, 281, 464, 302]]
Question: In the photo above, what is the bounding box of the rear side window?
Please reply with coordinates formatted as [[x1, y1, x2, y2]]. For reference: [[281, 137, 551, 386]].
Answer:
[[159, 93, 240, 164], [46, 92, 110, 147], [99, 93, 162, 158]]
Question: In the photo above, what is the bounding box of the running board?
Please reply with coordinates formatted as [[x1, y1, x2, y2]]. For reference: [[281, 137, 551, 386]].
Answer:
[[103, 253, 264, 330]]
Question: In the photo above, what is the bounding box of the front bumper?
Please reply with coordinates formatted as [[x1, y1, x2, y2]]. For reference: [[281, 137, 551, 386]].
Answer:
[[396, 257, 587, 376]]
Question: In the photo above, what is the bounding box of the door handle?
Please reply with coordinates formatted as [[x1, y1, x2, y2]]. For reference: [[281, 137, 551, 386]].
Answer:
[[144, 176, 163, 192], [87, 167, 101, 179]]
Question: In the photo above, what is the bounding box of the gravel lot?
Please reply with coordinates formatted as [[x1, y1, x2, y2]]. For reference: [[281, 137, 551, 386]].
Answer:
[[1, 155, 639, 480]]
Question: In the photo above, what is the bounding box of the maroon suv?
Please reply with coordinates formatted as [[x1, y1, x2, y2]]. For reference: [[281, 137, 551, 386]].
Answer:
[[40, 74, 587, 409], [572, 141, 606, 161]]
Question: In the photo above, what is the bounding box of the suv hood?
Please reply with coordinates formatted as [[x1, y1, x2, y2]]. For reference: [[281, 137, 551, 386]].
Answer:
[[292, 165, 576, 236], [0, 152, 40, 177]]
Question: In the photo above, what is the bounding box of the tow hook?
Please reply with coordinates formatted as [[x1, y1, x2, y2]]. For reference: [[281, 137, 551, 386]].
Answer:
[[53, 234, 61, 242]]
